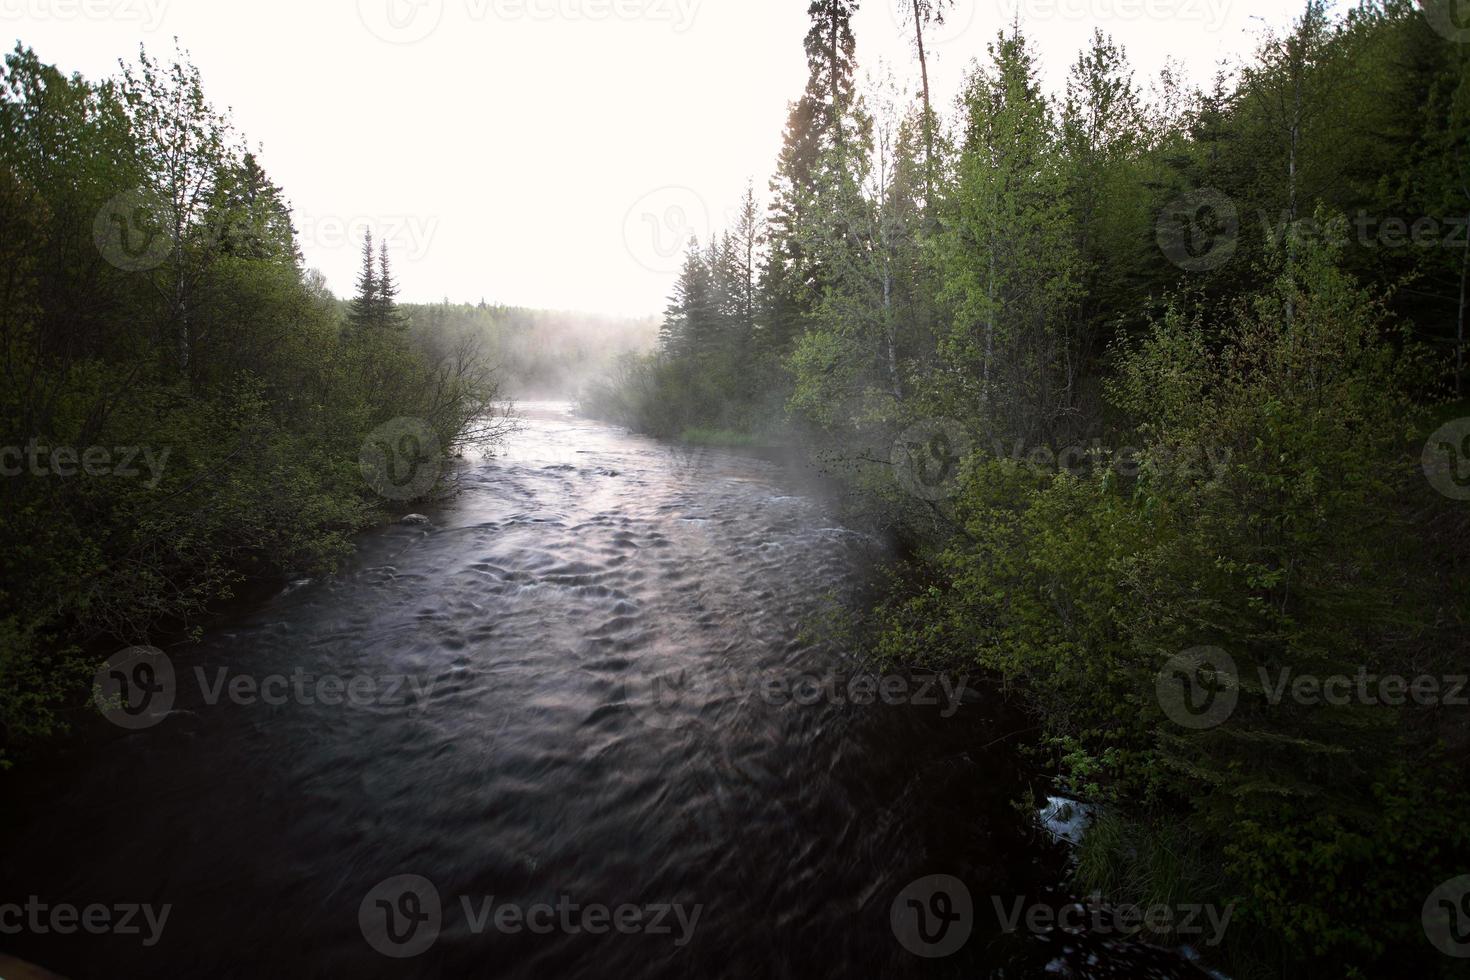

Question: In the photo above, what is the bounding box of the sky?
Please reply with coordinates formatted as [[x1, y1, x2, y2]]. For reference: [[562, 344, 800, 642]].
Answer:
[[6, 0, 1315, 315]]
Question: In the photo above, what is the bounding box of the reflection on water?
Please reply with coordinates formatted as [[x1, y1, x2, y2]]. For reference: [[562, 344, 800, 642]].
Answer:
[[1, 404, 1210, 978]]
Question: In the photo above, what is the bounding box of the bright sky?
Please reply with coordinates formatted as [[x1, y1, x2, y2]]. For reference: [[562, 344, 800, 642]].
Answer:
[[6, 0, 1312, 315]]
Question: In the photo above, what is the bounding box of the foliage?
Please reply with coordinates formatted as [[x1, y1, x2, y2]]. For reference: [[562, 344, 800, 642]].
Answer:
[[0, 44, 505, 765], [585, 2, 1470, 972]]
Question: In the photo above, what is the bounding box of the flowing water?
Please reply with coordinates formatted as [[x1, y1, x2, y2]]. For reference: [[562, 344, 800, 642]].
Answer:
[[2, 404, 1213, 978]]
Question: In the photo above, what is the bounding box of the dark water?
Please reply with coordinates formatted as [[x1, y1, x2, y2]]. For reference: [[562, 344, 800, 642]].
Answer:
[[2, 404, 1213, 979]]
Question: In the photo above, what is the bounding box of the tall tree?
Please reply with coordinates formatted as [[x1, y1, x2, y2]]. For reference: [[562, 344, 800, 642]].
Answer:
[[937, 28, 1082, 441], [805, 0, 860, 159], [346, 229, 377, 334], [762, 1, 864, 355], [119, 41, 241, 378], [898, 0, 953, 199], [376, 239, 404, 330]]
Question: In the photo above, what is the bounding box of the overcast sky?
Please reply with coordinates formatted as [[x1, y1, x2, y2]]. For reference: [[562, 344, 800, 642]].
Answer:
[[7, 0, 1312, 314]]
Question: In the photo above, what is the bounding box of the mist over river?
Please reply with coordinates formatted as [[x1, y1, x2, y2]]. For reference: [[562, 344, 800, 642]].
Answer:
[[2, 404, 1212, 978]]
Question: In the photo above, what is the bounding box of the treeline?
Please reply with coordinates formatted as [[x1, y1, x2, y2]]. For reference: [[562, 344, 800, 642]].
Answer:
[[588, 1, 1470, 975], [0, 45, 504, 764]]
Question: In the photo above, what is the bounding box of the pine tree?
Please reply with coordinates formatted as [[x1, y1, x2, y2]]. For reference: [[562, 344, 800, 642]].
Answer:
[[376, 239, 405, 330], [660, 240, 716, 361], [804, 0, 860, 158], [346, 229, 378, 334], [731, 182, 761, 342], [762, 1, 863, 355]]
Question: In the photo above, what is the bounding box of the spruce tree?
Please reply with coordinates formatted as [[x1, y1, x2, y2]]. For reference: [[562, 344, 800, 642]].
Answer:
[[762, 1, 862, 355], [376, 239, 404, 330], [346, 229, 378, 334]]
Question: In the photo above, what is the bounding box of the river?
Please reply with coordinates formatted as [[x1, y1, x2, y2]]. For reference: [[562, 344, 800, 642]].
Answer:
[[1, 403, 1214, 978]]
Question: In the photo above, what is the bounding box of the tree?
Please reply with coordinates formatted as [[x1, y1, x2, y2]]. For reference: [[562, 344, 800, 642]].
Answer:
[[804, 0, 861, 159], [897, 0, 953, 199], [935, 28, 1082, 441], [346, 228, 377, 335], [1060, 31, 1147, 371], [119, 40, 242, 378], [376, 239, 405, 330]]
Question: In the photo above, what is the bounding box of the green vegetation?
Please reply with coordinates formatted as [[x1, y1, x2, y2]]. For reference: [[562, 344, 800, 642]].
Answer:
[[587, 1, 1470, 974], [0, 44, 507, 766]]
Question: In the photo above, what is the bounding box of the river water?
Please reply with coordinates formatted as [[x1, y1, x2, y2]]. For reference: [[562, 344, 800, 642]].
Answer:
[[2, 403, 1213, 978]]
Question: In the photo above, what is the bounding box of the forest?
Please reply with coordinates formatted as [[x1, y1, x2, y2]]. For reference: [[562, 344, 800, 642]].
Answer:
[[5, 1, 1470, 976], [0, 42, 520, 758], [583, 0, 1470, 974]]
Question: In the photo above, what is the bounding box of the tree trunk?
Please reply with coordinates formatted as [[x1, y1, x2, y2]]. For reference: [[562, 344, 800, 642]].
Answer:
[[912, 0, 935, 200]]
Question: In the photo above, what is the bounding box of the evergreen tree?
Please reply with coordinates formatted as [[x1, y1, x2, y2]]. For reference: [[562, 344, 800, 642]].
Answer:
[[376, 239, 405, 330], [347, 229, 377, 334], [762, 1, 864, 356], [936, 27, 1082, 441]]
